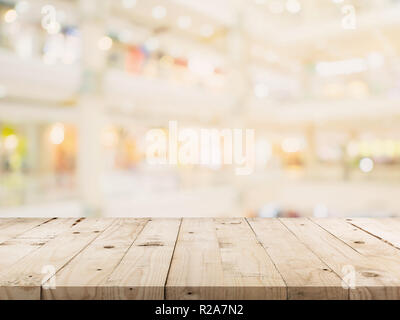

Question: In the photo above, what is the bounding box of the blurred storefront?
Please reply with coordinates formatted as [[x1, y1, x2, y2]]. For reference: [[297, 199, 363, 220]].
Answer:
[[0, 0, 400, 217]]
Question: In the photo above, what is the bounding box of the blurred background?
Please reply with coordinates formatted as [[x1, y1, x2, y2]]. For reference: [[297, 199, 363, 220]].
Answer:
[[0, 0, 400, 218]]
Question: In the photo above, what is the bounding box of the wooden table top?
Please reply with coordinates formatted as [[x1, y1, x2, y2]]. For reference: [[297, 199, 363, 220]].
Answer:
[[0, 217, 399, 300]]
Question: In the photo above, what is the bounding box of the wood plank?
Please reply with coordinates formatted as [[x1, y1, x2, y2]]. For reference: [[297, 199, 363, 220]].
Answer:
[[313, 218, 400, 259], [0, 218, 51, 244], [42, 218, 148, 300], [213, 218, 286, 299], [0, 218, 77, 274], [165, 218, 225, 300], [248, 218, 348, 300], [0, 219, 22, 230], [0, 218, 114, 300], [312, 218, 400, 291], [105, 219, 181, 300], [348, 218, 400, 249], [166, 218, 286, 300], [15, 218, 76, 240], [281, 218, 400, 300]]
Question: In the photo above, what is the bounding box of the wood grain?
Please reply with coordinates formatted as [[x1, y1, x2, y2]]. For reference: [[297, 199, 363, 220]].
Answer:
[[106, 218, 181, 300], [165, 218, 226, 300], [0, 218, 400, 300], [348, 218, 400, 249], [0, 218, 77, 275], [0, 218, 114, 299], [248, 218, 348, 299], [42, 218, 148, 300], [0, 218, 51, 244], [166, 218, 286, 300], [281, 218, 400, 300], [312, 218, 400, 299]]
